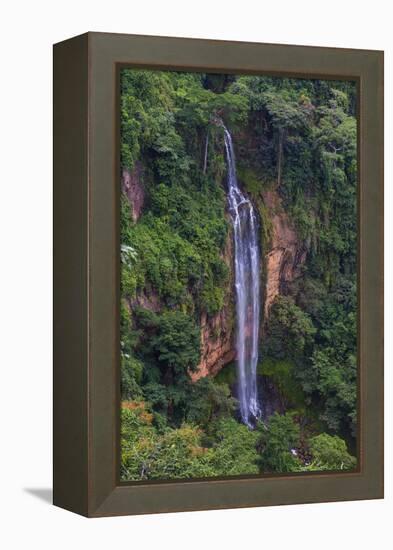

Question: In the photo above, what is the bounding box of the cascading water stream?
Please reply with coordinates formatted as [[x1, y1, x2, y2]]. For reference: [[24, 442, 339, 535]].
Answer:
[[222, 125, 261, 427]]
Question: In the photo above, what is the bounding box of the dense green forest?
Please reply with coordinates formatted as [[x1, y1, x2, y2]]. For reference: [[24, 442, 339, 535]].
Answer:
[[120, 68, 357, 481]]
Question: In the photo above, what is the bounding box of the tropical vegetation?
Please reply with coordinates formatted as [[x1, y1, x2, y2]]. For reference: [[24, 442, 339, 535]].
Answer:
[[120, 68, 357, 481]]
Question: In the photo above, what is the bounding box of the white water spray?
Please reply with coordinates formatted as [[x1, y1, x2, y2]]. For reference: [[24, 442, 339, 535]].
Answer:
[[222, 125, 261, 427]]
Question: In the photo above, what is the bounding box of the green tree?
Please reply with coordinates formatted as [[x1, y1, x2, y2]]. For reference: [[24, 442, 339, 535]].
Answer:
[[151, 311, 200, 375], [307, 433, 356, 471], [147, 425, 216, 480], [257, 413, 300, 473], [121, 406, 216, 481], [264, 296, 316, 360], [185, 378, 236, 427], [261, 90, 312, 186], [209, 418, 260, 476]]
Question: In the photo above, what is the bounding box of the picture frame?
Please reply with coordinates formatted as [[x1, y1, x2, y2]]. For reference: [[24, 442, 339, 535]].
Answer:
[[53, 32, 383, 517]]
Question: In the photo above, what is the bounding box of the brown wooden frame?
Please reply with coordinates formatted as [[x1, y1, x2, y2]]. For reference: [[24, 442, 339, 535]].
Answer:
[[53, 32, 384, 517]]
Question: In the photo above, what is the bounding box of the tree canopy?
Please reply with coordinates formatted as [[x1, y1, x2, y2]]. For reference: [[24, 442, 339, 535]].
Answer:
[[120, 68, 358, 480]]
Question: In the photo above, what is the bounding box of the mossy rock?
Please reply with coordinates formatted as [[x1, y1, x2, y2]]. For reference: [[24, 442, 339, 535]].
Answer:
[[215, 361, 237, 386], [258, 356, 306, 413]]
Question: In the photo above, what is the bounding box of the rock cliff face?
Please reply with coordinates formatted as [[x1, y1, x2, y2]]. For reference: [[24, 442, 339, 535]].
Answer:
[[191, 307, 236, 381], [122, 162, 145, 222], [127, 174, 306, 381], [262, 189, 306, 319], [191, 188, 306, 380], [129, 290, 161, 313], [191, 230, 236, 381]]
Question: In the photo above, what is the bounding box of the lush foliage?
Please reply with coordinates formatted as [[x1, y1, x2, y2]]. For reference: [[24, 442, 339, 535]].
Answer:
[[257, 412, 301, 472], [120, 69, 357, 481], [305, 433, 357, 471]]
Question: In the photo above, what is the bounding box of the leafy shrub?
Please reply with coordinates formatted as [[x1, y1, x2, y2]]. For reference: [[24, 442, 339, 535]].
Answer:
[[307, 433, 356, 471], [264, 296, 316, 360], [208, 418, 259, 476], [257, 413, 300, 473]]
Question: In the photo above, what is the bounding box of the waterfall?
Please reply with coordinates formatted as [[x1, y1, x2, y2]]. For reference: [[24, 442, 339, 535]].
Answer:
[[222, 125, 261, 427]]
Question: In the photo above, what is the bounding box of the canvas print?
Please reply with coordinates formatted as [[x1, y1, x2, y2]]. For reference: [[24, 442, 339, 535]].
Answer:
[[119, 69, 358, 482]]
